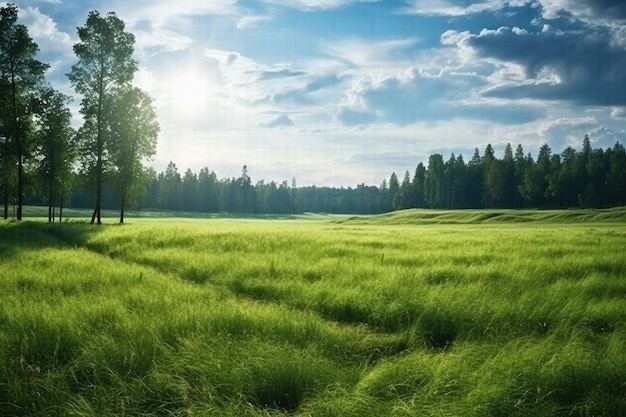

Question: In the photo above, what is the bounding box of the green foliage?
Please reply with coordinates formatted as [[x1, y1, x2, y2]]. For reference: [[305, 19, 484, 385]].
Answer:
[[0, 4, 49, 220], [67, 10, 139, 224], [33, 86, 77, 222], [0, 216, 625, 416], [106, 85, 159, 222]]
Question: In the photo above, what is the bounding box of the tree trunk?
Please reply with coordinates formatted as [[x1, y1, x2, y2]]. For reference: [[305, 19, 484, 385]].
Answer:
[[11, 71, 22, 221], [91, 141, 103, 224], [17, 154, 22, 221], [50, 146, 56, 222], [2, 177, 7, 219], [93, 158, 102, 224], [59, 178, 64, 223], [91, 62, 105, 225], [48, 184, 53, 222], [48, 175, 56, 222], [120, 190, 126, 224]]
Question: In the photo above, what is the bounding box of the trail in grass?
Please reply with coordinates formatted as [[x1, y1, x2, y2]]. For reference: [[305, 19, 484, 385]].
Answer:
[[33, 220, 408, 362]]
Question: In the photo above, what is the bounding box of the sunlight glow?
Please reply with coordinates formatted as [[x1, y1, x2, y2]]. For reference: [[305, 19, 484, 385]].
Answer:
[[165, 68, 213, 123]]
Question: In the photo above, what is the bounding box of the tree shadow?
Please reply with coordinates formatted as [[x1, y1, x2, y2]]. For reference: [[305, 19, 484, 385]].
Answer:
[[0, 221, 106, 261]]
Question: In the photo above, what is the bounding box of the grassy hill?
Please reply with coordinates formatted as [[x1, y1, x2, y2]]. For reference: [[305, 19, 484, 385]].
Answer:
[[335, 206, 626, 225]]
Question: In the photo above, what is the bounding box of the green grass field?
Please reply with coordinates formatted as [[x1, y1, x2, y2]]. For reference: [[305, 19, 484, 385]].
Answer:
[[1, 209, 625, 416]]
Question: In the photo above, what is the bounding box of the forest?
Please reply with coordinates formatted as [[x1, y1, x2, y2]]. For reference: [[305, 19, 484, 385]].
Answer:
[[110, 136, 626, 215], [2, 4, 625, 222], [1, 6, 158, 224]]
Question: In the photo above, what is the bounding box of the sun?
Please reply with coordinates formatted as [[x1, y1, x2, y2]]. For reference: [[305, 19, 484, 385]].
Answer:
[[164, 68, 213, 123]]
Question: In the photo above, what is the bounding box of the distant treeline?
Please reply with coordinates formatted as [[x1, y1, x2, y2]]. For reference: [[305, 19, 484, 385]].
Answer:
[[65, 135, 626, 215]]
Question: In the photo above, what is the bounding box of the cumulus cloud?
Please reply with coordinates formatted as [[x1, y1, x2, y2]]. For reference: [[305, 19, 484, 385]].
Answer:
[[537, 0, 626, 22], [18, 6, 72, 53], [610, 107, 626, 119], [445, 26, 626, 106], [400, 0, 626, 35], [589, 126, 626, 149], [337, 72, 542, 126], [537, 116, 598, 149]]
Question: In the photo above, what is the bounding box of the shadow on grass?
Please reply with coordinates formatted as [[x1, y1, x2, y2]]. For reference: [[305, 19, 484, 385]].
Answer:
[[21, 204, 311, 220], [0, 221, 107, 261]]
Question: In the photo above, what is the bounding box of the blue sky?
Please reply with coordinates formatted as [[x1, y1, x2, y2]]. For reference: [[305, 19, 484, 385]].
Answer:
[[11, 0, 626, 186]]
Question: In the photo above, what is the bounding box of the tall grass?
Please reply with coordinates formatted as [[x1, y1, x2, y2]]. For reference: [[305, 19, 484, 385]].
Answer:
[[1, 209, 625, 415]]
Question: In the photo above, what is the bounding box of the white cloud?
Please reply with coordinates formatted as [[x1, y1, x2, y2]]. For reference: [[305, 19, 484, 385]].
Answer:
[[537, 0, 569, 20], [611, 107, 626, 119], [200, 47, 350, 117], [584, 126, 626, 150], [112, 0, 240, 55], [133, 27, 193, 53], [19, 6, 73, 53], [400, 0, 529, 16], [536, 0, 626, 22], [119, 0, 239, 24], [262, 0, 380, 11], [440, 29, 470, 45], [237, 15, 272, 30], [612, 25, 626, 48], [441, 24, 626, 106], [202, 48, 263, 99], [320, 37, 424, 110], [324, 37, 419, 68], [539, 116, 597, 134], [14, 0, 61, 4], [535, 116, 598, 149], [400, 0, 473, 16], [536, 0, 626, 46]]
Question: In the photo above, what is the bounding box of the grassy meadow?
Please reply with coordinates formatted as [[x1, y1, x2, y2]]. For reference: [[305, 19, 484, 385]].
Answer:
[[1, 208, 625, 416]]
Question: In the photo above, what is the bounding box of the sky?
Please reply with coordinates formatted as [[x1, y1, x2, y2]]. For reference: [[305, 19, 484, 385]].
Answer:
[[9, 0, 626, 186]]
